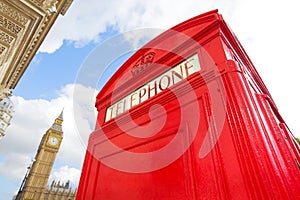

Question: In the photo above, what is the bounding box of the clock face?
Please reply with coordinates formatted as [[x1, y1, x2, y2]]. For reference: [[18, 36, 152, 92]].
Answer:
[[48, 136, 58, 146], [55, 119, 62, 124]]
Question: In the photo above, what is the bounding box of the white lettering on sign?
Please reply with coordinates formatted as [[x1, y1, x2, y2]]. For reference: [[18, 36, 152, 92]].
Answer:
[[105, 53, 201, 122]]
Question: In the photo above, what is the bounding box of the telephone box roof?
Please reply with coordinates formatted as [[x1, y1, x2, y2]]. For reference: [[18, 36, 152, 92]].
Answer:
[[96, 9, 270, 109]]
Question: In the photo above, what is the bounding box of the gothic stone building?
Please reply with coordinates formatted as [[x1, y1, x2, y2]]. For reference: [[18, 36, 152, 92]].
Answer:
[[0, 0, 73, 100]]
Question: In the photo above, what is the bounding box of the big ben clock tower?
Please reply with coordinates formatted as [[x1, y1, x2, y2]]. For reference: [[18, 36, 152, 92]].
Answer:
[[16, 110, 64, 200]]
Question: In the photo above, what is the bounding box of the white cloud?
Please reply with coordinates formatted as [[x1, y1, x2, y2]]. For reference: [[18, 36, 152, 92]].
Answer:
[[0, 153, 31, 180], [49, 165, 81, 188], [0, 84, 97, 191], [39, 0, 240, 53]]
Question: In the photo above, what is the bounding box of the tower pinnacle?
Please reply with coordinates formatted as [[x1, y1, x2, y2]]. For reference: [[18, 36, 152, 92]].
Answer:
[[57, 108, 64, 120], [51, 109, 64, 132]]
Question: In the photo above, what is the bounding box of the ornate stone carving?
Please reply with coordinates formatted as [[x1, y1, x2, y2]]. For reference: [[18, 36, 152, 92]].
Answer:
[[0, 2, 29, 26], [0, 84, 12, 101], [43, 0, 58, 14], [0, 45, 5, 55], [29, 0, 44, 7], [0, 16, 22, 35], [0, 0, 73, 93], [29, 0, 59, 14], [0, 31, 14, 45]]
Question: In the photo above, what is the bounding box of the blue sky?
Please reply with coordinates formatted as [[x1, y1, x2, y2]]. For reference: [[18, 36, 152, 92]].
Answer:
[[13, 29, 118, 100], [14, 43, 94, 100], [1, 0, 300, 199]]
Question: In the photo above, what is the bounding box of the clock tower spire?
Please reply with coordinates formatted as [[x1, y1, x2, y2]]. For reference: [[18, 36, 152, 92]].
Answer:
[[16, 109, 64, 200], [51, 108, 63, 132]]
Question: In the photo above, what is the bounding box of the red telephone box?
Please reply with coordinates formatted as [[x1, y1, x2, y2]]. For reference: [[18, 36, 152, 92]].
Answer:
[[77, 10, 300, 199]]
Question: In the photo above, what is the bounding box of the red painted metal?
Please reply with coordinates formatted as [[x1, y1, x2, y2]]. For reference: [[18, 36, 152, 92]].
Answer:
[[77, 10, 300, 199]]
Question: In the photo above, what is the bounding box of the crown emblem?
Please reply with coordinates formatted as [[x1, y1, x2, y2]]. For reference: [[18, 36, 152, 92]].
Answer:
[[131, 52, 155, 76]]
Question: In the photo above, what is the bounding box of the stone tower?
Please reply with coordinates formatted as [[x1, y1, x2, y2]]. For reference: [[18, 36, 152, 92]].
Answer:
[[0, 97, 14, 139], [16, 110, 64, 200]]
